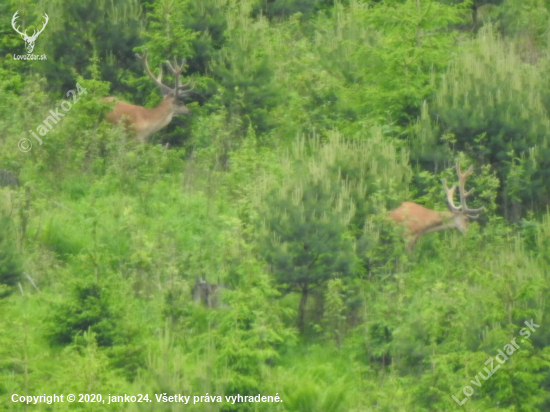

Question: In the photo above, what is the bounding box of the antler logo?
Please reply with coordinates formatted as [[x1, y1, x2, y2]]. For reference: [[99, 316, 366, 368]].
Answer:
[[11, 11, 49, 54]]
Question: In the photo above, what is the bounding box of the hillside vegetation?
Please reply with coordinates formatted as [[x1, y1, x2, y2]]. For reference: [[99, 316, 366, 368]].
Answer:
[[2, 0, 550, 410]]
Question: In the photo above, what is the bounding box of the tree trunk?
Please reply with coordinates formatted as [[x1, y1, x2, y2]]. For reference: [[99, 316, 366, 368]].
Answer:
[[298, 285, 309, 333], [472, 2, 478, 32]]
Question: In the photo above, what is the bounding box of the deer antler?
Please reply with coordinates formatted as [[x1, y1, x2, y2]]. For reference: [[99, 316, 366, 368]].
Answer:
[[135, 50, 174, 96], [178, 80, 195, 96], [442, 161, 484, 217], [136, 50, 195, 98], [456, 160, 484, 218], [165, 57, 195, 97], [442, 179, 462, 213]]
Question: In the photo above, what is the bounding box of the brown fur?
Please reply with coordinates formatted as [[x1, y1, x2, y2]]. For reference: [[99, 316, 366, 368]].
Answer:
[[388, 201, 468, 251], [103, 94, 189, 143], [389, 161, 483, 251]]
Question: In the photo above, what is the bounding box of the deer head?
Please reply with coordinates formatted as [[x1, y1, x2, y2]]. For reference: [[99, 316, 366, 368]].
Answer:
[[12, 11, 49, 54], [389, 160, 484, 251], [442, 160, 484, 233], [135, 50, 194, 116]]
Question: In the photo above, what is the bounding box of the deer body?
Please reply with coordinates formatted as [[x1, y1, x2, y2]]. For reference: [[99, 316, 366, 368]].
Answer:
[[103, 97, 185, 143], [389, 202, 467, 251], [104, 50, 194, 142], [389, 161, 484, 251]]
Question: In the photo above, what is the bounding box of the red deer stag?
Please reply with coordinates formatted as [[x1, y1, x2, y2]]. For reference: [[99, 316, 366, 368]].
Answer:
[[103, 50, 194, 142], [389, 161, 484, 251]]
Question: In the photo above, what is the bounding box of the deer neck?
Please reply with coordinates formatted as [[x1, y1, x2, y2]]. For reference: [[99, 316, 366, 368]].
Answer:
[[150, 98, 176, 131], [420, 211, 456, 236]]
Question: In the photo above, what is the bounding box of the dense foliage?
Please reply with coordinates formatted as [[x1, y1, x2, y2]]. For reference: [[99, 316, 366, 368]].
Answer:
[[2, 0, 550, 410]]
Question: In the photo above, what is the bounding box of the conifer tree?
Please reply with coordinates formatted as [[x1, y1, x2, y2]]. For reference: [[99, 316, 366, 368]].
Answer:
[[255, 129, 409, 332], [0, 213, 22, 297]]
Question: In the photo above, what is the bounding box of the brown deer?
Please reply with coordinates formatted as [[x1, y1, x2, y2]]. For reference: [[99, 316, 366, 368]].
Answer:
[[103, 50, 194, 142], [389, 161, 484, 251]]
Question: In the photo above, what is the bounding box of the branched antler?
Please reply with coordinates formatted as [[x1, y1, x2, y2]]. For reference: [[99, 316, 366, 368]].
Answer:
[[442, 161, 484, 218], [135, 50, 194, 98]]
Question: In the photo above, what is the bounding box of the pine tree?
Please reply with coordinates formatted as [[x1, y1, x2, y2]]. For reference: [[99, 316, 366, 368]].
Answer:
[[0, 215, 22, 297], [255, 129, 410, 332]]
